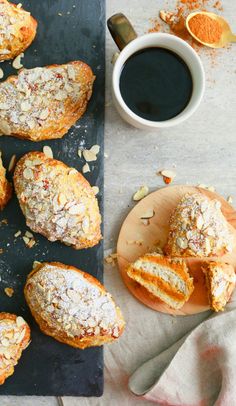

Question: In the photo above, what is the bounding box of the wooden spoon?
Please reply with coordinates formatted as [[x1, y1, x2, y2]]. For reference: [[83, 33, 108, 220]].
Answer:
[[186, 11, 236, 48]]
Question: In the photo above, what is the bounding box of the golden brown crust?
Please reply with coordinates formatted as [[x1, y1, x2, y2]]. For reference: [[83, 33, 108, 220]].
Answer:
[[202, 262, 236, 312], [24, 262, 125, 349], [0, 61, 95, 141], [0, 154, 12, 210], [0, 312, 30, 385], [126, 253, 194, 309], [0, 0, 37, 61], [14, 151, 102, 249]]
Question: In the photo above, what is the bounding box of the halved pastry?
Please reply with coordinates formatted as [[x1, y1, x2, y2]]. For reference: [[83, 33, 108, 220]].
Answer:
[[14, 151, 102, 249], [202, 262, 236, 312], [165, 193, 234, 257], [0, 313, 30, 385], [126, 253, 194, 309], [24, 262, 125, 349], [0, 152, 11, 210], [0, 0, 37, 61], [0, 61, 95, 141]]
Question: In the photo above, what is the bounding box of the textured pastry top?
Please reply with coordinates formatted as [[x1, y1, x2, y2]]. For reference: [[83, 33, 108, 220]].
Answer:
[[14, 152, 101, 249], [25, 262, 124, 341], [0, 61, 95, 140], [165, 193, 234, 257], [202, 262, 236, 312], [127, 253, 194, 309], [0, 313, 30, 385], [0, 153, 11, 210], [0, 0, 37, 61]]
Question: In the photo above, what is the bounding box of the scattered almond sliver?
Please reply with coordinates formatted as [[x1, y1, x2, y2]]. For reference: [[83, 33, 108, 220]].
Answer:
[[133, 185, 149, 201], [4, 287, 14, 297], [14, 230, 21, 238], [43, 145, 53, 158], [197, 184, 216, 192], [160, 169, 176, 184], [22, 231, 36, 248], [0, 67, 4, 79], [82, 163, 90, 174], [82, 144, 100, 163], [8, 154, 17, 172], [227, 196, 233, 204], [12, 52, 24, 70], [78, 149, 82, 158], [104, 253, 118, 267], [140, 209, 155, 219]]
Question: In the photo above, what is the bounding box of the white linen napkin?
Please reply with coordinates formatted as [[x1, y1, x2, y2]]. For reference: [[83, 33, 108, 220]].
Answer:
[[129, 293, 236, 405]]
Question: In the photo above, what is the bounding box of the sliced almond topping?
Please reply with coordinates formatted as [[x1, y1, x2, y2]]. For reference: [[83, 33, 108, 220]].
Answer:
[[0, 120, 11, 135], [0, 103, 8, 109], [39, 108, 49, 120], [4, 287, 14, 297], [55, 91, 67, 101], [20, 101, 31, 112], [12, 53, 24, 70], [176, 237, 188, 250], [43, 145, 53, 158], [16, 329, 26, 344], [133, 185, 149, 201], [0, 68, 4, 79], [69, 168, 77, 175], [83, 149, 97, 162], [17, 3, 22, 9], [23, 167, 33, 180], [8, 154, 16, 172], [227, 196, 233, 204], [196, 216, 204, 230], [58, 193, 67, 206], [78, 149, 82, 158], [66, 289, 80, 303], [67, 65, 76, 81], [68, 204, 83, 215], [16, 316, 25, 328], [82, 163, 90, 174], [1, 339, 9, 347], [92, 186, 99, 195]]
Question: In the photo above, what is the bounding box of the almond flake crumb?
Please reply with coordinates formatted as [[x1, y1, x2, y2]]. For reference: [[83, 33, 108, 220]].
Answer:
[[25, 231, 33, 238], [227, 196, 233, 204], [140, 209, 155, 219], [43, 145, 53, 158], [14, 230, 21, 238], [78, 149, 82, 158], [0, 68, 3, 79], [141, 219, 150, 226], [83, 149, 97, 162], [4, 287, 14, 297], [17, 3, 22, 9], [82, 163, 90, 174], [92, 186, 99, 195], [58, 12, 62, 16], [12, 53, 24, 70], [8, 154, 16, 172], [133, 185, 149, 201], [197, 184, 216, 192], [160, 169, 176, 184], [104, 152, 109, 158], [104, 253, 118, 266], [90, 145, 100, 155]]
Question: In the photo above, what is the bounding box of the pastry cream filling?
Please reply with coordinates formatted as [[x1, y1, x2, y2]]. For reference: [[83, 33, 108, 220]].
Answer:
[[134, 260, 187, 294]]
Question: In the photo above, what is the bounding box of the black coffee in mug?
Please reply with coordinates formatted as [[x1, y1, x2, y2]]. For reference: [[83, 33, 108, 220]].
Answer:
[[119, 47, 193, 122]]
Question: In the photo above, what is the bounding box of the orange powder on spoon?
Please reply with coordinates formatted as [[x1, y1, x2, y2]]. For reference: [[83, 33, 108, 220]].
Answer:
[[188, 13, 223, 43]]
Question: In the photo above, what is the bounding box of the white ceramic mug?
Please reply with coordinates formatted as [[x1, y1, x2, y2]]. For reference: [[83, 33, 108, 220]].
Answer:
[[108, 13, 205, 130]]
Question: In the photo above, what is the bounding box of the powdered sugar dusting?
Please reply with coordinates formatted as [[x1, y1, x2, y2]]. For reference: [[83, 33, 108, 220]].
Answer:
[[25, 264, 122, 339]]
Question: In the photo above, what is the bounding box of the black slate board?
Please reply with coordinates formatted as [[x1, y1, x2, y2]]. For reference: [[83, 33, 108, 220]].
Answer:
[[0, 0, 105, 397]]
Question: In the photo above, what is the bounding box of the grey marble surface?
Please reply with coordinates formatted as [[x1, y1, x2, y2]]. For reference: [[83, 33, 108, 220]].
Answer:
[[2, 0, 236, 405]]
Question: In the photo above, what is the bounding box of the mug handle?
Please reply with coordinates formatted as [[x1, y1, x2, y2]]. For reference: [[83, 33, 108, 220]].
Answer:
[[107, 13, 137, 51]]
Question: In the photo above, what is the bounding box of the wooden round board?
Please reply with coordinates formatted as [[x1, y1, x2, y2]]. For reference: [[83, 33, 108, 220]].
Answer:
[[117, 185, 236, 316]]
